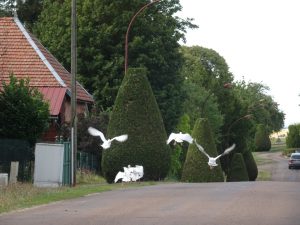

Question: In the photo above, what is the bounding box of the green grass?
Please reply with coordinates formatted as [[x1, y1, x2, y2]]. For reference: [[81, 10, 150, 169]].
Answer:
[[0, 177, 157, 214], [256, 170, 271, 181]]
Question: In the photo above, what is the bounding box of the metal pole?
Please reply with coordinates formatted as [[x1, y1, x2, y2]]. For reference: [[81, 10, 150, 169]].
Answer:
[[71, 0, 77, 186], [124, 0, 161, 74]]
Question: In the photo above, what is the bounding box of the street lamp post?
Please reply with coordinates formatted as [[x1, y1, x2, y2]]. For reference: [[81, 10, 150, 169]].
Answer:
[[124, 0, 161, 74]]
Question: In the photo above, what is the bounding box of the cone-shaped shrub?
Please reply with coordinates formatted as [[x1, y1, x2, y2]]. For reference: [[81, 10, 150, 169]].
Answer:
[[101, 68, 170, 183], [181, 118, 224, 182], [243, 150, 258, 181], [254, 124, 271, 151], [227, 153, 249, 182]]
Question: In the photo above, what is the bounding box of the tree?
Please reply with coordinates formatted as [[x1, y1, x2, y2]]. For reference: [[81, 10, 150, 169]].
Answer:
[[33, 0, 197, 133], [0, 0, 42, 31], [227, 153, 249, 182], [286, 124, 300, 148], [0, 74, 49, 144], [254, 124, 271, 152], [181, 118, 224, 182], [180, 46, 234, 137], [101, 68, 170, 183]]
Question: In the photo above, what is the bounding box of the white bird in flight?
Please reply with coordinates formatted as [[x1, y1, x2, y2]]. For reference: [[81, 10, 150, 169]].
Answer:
[[166, 132, 193, 145], [194, 139, 236, 169], [88, 127, 128, 149]]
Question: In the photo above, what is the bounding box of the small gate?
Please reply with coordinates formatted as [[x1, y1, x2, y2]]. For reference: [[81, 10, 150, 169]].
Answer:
[[63, 142, 71, 186]]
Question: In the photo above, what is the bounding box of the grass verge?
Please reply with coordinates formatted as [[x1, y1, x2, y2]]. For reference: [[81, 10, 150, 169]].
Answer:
[[0, 180, 157, 214]]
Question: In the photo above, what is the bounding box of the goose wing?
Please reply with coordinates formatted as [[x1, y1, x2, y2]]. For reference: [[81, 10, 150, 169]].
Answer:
[[111, 134, 128, 142], [88, 127, 107, 142], [114, 171, 124, 183], [178, 133, 193, 144], [166, 133, 177, 144], [215, 143, 236, 160], [194, 139, 210, 159]]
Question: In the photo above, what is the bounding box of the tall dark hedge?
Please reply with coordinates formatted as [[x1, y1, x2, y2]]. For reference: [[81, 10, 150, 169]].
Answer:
[[101, 68, 170, 183], [181, 118, 224, 182], [227, 153, 249, 182], [243, 150, 258, 181], [254, 124, 271, 151]]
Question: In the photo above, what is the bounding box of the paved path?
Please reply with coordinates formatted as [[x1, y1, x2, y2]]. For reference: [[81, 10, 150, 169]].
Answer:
[[1, 181, 300, 225]]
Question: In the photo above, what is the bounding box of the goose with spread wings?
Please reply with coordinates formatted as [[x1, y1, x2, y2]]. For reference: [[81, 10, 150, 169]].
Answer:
[[88, 127, 128, 149], [194, 139, 236, 169], [166, 132, 193, 145]]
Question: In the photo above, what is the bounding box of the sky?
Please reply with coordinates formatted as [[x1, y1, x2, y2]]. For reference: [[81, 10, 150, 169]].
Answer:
[[177, 0, 300, 127]]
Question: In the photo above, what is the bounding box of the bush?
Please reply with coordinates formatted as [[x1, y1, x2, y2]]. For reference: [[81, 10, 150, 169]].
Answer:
[[254, 124, 271, 151], [101, 68, 170, 183], [227, 153, 249, 182], [181, 118, 224, 182], [243, 150, 258, 181], [0, 74, 49, 144], [286, 124, 300, 148]]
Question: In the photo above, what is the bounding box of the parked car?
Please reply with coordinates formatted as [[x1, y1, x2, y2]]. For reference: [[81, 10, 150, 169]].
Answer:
[[288, 153, 300, 169]]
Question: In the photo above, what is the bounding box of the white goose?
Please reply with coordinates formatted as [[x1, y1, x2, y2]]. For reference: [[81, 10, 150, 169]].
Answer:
[[194, 139, 236, 169], [166, 132, 193, 145], [88, 127, 128, 149]]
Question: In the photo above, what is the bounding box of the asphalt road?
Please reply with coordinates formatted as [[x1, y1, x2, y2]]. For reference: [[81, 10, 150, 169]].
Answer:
[[256, 151, 300, 181], [1, 151, 300, 225]]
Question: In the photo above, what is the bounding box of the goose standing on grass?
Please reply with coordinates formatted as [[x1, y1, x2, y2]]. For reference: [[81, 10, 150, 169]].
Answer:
[[166, 132, 193, 145], [114, 165, 144, 183], [194, 139, 236, 169], [88, 127, 128, 149]]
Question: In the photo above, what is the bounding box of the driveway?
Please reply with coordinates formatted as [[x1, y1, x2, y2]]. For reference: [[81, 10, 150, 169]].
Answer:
[[1, 151, 300, 225]]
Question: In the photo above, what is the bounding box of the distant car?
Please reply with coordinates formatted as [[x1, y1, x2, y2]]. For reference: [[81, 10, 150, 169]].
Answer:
[[288, 153, 300, 169]]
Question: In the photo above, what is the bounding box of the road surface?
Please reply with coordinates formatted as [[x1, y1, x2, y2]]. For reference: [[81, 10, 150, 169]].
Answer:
[[1, 151, 299, 225], [256, 151, 300, 181]]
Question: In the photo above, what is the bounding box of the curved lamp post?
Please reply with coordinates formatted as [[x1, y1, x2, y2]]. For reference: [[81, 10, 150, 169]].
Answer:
[[124, 0, 161, 74]]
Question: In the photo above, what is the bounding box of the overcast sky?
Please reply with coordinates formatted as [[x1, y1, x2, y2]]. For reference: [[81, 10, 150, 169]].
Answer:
[[177, 0, 300, 127]]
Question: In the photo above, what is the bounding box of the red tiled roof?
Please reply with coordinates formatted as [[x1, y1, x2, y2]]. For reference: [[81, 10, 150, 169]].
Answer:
[[38, 87, 66, 116], [0, 17, 93, 103]]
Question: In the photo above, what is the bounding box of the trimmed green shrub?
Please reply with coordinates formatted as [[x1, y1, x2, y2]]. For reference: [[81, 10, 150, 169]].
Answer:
[[286, 124, 300, 148], [181, 118, 224, 182], [254, 124, 271, 151], [101, 68, 170, 183], [243, 150, 258, 181], [227, 153, 249, 182]]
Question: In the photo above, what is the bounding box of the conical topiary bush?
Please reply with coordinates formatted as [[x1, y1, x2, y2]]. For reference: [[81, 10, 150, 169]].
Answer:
[[227, 153, 249, 182], [243, 150, 258, 181], [181, 118, 224, 182], [254, 124, 271, 151], [101, 68, 170, 183]]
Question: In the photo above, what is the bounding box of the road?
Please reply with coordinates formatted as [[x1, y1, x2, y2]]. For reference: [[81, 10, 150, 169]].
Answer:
[[1, 151, 300, 225], [256, 151, 300, 181]]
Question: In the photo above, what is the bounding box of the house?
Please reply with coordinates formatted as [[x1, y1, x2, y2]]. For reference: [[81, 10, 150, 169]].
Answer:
[[0, 16, 94, 142]]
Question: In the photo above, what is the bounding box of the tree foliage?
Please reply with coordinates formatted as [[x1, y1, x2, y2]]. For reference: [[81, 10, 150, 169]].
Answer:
[[254, 124, 271, 152], [0, 74, 49, 144], [286, 124, 300, 148], [0, 0, 42, 31], [181, 118, 224, 182], [33, 0, 197, 133], [101, 68, 170, 183], [180, 46, 235, 138]]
